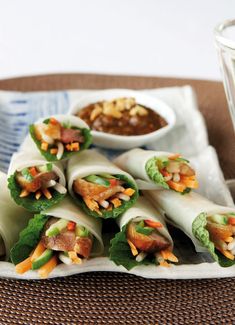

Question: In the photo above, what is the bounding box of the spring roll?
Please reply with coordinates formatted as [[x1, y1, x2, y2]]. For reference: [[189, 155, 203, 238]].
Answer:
[[109, 196, 178, 270], [10, 196, 104, 278], [144, 190, 235, 267], [0, 171, 32, 261], [67, 150, 139, 219], [29, 115, 92, 161], [114, 148, 198, 194], [8, 152, 67, 212]]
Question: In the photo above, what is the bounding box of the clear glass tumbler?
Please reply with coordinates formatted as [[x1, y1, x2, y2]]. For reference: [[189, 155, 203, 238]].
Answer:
[[214, 19, 235, 131]]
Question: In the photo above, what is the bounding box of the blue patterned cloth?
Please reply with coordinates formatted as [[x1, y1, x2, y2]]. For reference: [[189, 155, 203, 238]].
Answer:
[[0, 91, 69, 172]]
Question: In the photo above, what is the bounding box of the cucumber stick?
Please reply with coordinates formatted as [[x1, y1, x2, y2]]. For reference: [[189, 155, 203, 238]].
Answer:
[[85, 175, 110, 187], [46, 219, 68, 237], [32, 249, 53, 270]]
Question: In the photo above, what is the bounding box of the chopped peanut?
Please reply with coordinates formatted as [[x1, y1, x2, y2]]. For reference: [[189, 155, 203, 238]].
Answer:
[[90, 105, 103, 121]]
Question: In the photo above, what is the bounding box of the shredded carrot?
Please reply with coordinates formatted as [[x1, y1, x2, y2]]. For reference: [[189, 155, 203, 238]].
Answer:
[[42, 188, 52, 200], [68, 251, 82, 264], [123, 188, 135, 196], [29, 167, 38, 177], [168, 153, 181, 160], [31, 241, 46, 262], [15, 256, 32, 274], [167, 180, 186, 193], [35, 191, 42, 200], [160, 169, 172, 178], [41, 142, 49, 151], [50, 117, 59, 125], [160, 250, 178, 263], [20, 189, 30, 198], [225, 237, 234, 243], [71, 142, 80, 151], [66, 144, 72, 151], [219, 249, 234, 260], [110, 198, 122, 208], [180, 175, 196, 181], [160, 261, 170, 267], [181, 178, 199, 189], [38, 255, 58, 279], [50, 148, 58, 155], [127, 240, 138, 256], [144, 220, 163, 228]]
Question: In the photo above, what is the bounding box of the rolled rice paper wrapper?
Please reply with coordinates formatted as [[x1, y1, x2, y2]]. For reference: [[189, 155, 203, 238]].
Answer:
[[67, 149, 137, 199], [0, 171, 32, 261], [144, 190, 235, 252], [8, 152, 66, 186], [114, 148, 172, 190], [117, 196, 173, 248], [22, 114, 90, 152], [42, 196, 104, 256]]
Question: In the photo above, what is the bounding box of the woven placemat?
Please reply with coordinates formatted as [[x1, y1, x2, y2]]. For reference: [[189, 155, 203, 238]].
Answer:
[[0, 74, 234, 324]]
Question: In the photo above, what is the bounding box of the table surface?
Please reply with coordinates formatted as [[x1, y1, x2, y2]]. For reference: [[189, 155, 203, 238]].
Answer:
[[0, 0, 234, 80], [0, 73, 234, 324]]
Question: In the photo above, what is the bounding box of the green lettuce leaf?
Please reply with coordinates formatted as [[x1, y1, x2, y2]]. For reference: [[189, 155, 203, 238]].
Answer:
[[145, 157, 169, 189], [74, 174, 139, 219], [109, 225, 154, 270], [8, 173, 65, 213], [10, 214, 49, 265], [192, 212, 235, 267], [29, 124, 92, 161]]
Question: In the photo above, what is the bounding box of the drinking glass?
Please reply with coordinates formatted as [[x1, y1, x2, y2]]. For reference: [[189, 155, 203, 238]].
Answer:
[[214, 19, 235, 130]]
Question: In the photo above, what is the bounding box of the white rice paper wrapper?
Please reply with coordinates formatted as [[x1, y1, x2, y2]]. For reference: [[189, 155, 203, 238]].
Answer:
[[0, 171, 32, 261], [8, 152, 66, 187], [117, 196, 173, 248], [114, 148, 173, 190], [42, 196, 104, 257], [144, 190, 235, 252], [67, 149, 137, 199], [20, 114, 90, 154]]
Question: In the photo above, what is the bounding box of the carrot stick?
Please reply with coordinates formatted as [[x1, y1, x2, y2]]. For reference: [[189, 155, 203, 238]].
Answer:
[[123, 188, 135, 196], [30, 241, 46, 262], [15, 256, 32, 274], [38, 256, 58, 279], [19, 189, 30, 198], [160, 249, 178, 263], [181, 179, 199, 189], [167, 180, 186, 192], [42, 188, 52, 200], [127, 239, 138, 256], [144, 220, 163, 228]]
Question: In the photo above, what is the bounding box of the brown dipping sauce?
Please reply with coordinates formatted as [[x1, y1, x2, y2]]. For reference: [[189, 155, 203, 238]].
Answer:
[[77, 97, 167, 136]]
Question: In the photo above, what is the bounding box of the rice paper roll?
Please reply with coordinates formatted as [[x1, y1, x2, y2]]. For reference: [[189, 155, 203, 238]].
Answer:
[[114, 148, 198, 194], [109, 196, 177, 270], [29, 114, 92, 161], [8, 152, 67, 212], [10, 196, 104, 278], [0, 171, 32, 261], [144, 190, 235, 267], [67, 150, 139, 219]]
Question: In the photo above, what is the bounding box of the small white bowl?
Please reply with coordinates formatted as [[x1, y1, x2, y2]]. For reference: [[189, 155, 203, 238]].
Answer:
[[68, 89, 176, 150]]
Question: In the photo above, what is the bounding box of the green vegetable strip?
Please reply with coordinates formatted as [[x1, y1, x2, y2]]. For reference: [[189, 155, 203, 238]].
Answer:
[[192, 213, 235, 267], [10, 214, 49, 265], [8, 173, 65, 213], [145, 157, 169, 190], [29, 124, 92, 162], [74, 174, 139, 219]]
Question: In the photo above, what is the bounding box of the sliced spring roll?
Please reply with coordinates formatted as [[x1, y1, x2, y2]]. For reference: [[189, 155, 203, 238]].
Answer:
[[144, 190, 235, 267], [0, 171, 32, 261], [10, 196, 104, 278], [29, 115, 92, 161], [109, 196, 178, 270], [67, 150, 139, 219], [114, 148, 198, 194], [8, 152, 67, 212]]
